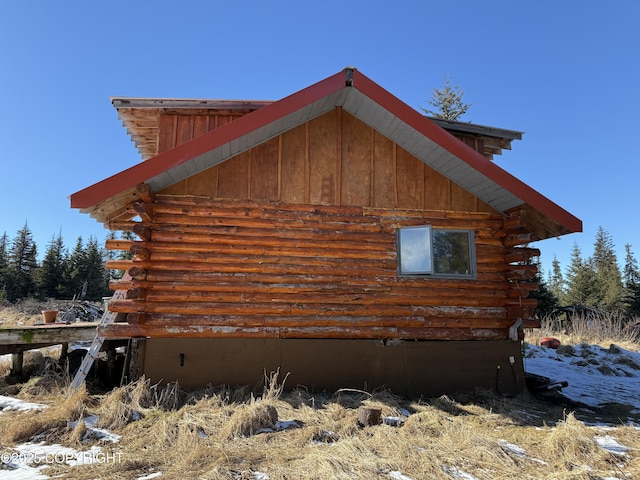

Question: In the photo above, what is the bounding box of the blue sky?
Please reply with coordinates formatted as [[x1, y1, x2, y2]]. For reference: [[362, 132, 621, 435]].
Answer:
[[1, 1, 638, 277]]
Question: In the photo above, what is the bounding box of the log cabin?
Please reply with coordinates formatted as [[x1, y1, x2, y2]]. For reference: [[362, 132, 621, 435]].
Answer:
[[70, 68, 581, 396]]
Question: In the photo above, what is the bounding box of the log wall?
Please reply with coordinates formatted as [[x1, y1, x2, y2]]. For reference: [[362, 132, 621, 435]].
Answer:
[[105, 197, 537, 340], [102, 107, 540, 341]]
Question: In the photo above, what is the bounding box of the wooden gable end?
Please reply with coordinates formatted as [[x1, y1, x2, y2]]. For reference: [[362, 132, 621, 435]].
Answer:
[[159, 108, 497, 214]]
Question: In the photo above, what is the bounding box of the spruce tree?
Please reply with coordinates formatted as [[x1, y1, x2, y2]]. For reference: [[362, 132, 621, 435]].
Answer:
[[83, 236, 110, 301], [564, 243, 598, 307], [531, 259, 559, 317], [0, 232, 8, 303], [422, 77, 472, 121], [622, 243, 640, 286], [592, 227, 623, 311], [6, 223, 39, 301], [547, 256, 566, 305], [39, 232, 68, 299], [62, 236, 85, 299], [622, 244, 640, 318]]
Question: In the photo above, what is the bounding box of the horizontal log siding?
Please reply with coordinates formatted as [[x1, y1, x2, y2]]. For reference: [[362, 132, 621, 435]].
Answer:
[[106, 197, 515, 340]]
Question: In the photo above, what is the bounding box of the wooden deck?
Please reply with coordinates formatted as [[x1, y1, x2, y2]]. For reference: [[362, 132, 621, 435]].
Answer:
[[0, 323, 100, 376]]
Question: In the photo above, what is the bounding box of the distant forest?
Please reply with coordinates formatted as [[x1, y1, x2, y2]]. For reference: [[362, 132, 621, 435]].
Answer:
[[1, 223, 639, 319], [0, 223, 128, 303], [535, 226, 640, 320]]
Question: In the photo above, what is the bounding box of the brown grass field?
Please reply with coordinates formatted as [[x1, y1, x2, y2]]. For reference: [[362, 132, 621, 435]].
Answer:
[[1, 308, 639, 479]]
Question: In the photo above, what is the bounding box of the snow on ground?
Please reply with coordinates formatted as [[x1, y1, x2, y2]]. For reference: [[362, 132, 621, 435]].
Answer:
[[0, 395, 47, 413], [524, 342, 640, 420], [68, 415, 122, 444], [2, 442, 117, 480], [0, 403, 123, 479]]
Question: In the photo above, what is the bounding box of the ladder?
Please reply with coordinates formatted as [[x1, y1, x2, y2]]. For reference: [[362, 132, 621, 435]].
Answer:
[[70, 287, 126, 390]]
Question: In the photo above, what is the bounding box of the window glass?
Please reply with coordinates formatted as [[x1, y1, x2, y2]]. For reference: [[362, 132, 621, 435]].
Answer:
[[398, 226, 474, 277], [398, 226, 432, 274], [433, 230, 472, 275]]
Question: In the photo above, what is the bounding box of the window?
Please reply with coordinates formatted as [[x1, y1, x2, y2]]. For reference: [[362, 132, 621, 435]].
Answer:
[[398, 226, 475, 277]]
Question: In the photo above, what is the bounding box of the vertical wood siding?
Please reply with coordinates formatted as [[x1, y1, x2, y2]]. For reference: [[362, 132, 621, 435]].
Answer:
[[156, 108, 495, 213]]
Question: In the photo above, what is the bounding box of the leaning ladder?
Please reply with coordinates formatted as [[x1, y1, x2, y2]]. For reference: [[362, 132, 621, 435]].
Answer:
[[70, 287, 126, 390]]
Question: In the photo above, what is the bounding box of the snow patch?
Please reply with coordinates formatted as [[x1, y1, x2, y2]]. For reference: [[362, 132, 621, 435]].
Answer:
[[524, 343, 640, 417], [137, 472, 163, 480], [442, 465, 479, 480], [388, 471, 413, 480], [68, 415, 121, 443], [595, 435, 632, 456], [0, 396, 47, 413]]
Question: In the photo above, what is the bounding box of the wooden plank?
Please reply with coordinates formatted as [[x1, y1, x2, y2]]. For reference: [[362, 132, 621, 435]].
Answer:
[[158, 115, 177, 154], [100, 323, 507, 341], [395, 146, 424, 209], [424, 167, 450, 210], [280, 124, 307, 203], [137, 312, 509, 329], [10, 352, 23, 376], [0, 343, 67, 355], [250, 137, 279, 200], [217, 150, 250, 199], [0, 324, 101, 346], [139, 289, 513, 307], [158, 178, 187, 195], [309, 111, 338, 204], [372, 131, 395, 208], [193, 115, 209, 138], [176, 115, 194, 146], [341, 110, 372, 206], [187, 168, 216, 197], [451, 181, 478, 212]]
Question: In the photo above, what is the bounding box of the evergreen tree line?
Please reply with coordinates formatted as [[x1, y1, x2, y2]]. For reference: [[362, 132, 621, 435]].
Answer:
[[0, 223, 118, 303], [537, 226, 640, 319], [1, 222, 639, 319]]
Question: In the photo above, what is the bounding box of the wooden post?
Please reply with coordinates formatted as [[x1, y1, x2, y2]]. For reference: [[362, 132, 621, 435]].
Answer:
[[357, 407, 381, 427], [127, 337, 147, 383], [10, 351, 23, 376], [60, 342, 69, 363]]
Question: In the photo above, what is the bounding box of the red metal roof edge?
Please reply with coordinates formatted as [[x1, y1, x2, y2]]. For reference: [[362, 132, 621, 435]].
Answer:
[[350, 71, 582, 234], [70, 70, 347, 209], [71, 68, 581, 235]]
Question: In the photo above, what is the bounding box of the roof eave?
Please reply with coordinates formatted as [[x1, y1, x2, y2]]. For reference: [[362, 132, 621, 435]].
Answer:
[[71, 68, 582, 238], [347, 71, 582, 235], [70, 70, 348, 210]]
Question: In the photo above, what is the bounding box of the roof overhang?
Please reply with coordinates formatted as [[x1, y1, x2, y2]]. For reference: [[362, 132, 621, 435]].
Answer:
[[70, 68, 581, 239]]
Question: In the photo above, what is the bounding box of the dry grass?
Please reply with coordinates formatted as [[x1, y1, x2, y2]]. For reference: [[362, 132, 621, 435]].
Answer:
[[0, 386, 88, 444], [1, 314, 639, 478], [530, 311, 640, 351], [0, 366, 638, 480], [0, 300, 64, 326]]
